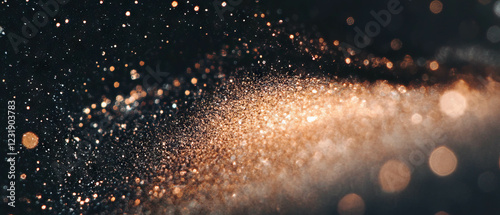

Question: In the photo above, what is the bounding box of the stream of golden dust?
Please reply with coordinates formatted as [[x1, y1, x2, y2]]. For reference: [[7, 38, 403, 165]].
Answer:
[[127, 76, 500, 214]]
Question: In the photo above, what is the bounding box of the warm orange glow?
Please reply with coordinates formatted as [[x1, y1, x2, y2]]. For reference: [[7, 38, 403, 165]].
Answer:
[[429, 146, 457, 176], [386, 62, 393, 69], [346, 17, 355, 25], [171, 1, 178, 7], [430, 0, 443, 14], [430, 61, 439, 71], [289, 34, 294, 39], [109, 66, 115, 72], [345, 58, 351, 64], [338, 193, 365, 215], [379, 160, 411, 193], [22, 132, 39, 149], [173, 79, 181, 87]]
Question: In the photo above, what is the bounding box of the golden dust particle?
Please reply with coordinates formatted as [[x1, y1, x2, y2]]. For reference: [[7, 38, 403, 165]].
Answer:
[[20, 173, 27, 180], [363, 59, 369, 66], [411, 113, 423, 124], [124, 64, 128, 67], [134, 199, 141, 206], [435, 211, 450, 215], [93, 194, 98, 198], [429, 60, 439, 71], [191, 78, 198, 85], [429, 146, 458, 177], [266, 22, 271, 26], [109, 66, 115, 72], [390, 38, 402, 50], [36, 194, 42, 199], [194, 63, 201, 69], [345, 58, 351, 64], [56, 23, 61, 27], [260, 13, 265, 18], [173, 79, 181, 87], [41, 205, 46, 210], [185, 90, 190, 96], [139, 61, 145, 66], [378, 160, 411, 193], [439, 90, 467, 118], [194, 6, 199, 11], [110, 196, 116, 202], [83, 107, 90, 114], [125, 11, 131, 16], [386, 62, 393, 69], [346, 17, 355, 25], [135, 177, 141, 183], [221, 1, 227, 7], [171, 1, 178, 7], [114, 82, 120, 88], [22, 132, 39, 149], [91, 103, 97, 109], [289, 34, 294, 39], [337, 193, 365, 215], [64, 19, 69, 23], [333, 40, 340, 46], [172, 187, 183, 197], [430, 0, 443, 14]]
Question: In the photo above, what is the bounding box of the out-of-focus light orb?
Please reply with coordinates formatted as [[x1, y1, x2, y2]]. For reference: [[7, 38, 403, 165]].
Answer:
[[439, 90, 467, 118], [378, 160, 411, 193], [435, 211, 450, 215], [429, 60, 439, 71], [337, 193, 365, 215], [429, 146, 457, 177], [494, 1, 500, 17], [22, 131, 39, 149], [477, 171, 498, 192], [411, 113, 423, 124], [390, 38, 402, 50], [430, 0, 443, 14], [346, 17, 355, 25], [171, 1, 178, 7], [486, 25, 500, 43]]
